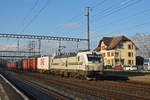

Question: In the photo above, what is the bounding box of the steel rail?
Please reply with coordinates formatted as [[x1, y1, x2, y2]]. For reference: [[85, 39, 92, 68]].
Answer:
[[11, 74, 70, 100], [27, 73, 149, 100], [45, 78, 149, 100]]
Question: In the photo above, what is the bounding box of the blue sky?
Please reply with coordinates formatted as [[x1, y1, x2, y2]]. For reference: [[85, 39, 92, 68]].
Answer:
[[0, 0, 150, 51]]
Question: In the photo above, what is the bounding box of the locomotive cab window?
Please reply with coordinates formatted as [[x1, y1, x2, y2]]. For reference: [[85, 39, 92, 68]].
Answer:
[[87, 54, 101, 62], [78, 56, 80, 61]]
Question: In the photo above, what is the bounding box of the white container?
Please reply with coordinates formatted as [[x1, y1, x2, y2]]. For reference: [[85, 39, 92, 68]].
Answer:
[[37, 56, 51, 70]]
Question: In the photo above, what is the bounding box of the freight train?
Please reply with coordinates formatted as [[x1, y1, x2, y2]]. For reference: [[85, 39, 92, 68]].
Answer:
[[6, 51, 104, 79]]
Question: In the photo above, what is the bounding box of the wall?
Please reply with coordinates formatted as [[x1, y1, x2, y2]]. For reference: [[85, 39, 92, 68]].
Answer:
[[100, 41, 136, 66]]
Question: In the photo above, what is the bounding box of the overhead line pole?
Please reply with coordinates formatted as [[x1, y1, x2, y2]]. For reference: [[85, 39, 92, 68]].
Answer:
[[39, 39, 41, 56], [85, 7, 91, 51]]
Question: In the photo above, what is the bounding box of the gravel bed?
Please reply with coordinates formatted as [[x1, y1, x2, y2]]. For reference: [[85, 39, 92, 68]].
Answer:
[[55, 76, 150, 98], [10, 72, 107, 100], [7, 71, 150, 99]]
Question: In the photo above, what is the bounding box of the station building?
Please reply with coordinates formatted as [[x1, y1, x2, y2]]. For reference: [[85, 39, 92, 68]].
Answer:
[[94, 35, 138, 66]]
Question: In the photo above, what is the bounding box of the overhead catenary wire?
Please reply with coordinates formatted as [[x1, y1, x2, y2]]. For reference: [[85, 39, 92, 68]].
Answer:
[[92, 0, 142, 24], [52, 0, 108, 36], [67, 0, 107, 34], [100, 20, 150, 37], [118, 20, 150, 32], [91, 0, 143, 38], [68, 0, 133, 37], [92, 0, 107, 8], [21, 0, 50, 33], [21, 0, 39, 26], [62, 0, 134, 38], [91, 0, 129, 19], [94, 7, 150, 32], [99, 0, 142, 19]]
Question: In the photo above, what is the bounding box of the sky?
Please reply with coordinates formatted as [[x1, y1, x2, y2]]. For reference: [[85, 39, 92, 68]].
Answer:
[[0, 0, 150, 52]]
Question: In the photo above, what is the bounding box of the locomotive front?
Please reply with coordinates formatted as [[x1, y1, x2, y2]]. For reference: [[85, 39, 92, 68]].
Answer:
[[77, 51, 104, 78]]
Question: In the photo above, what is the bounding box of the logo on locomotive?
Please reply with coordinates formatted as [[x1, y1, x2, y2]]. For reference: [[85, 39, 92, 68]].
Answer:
[[40, 58, 45, 66]]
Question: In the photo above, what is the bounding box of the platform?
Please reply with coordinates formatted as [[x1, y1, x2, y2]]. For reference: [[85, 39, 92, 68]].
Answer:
[[0, 75, 25, 100]]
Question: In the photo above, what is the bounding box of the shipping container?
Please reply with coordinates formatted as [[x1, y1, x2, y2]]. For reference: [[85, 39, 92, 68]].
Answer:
[[9, 62, 12, 68], [37, 56, 51, 70], [27, 59, 30, 69], [22, 59, 29, 69], [7, 63, 11, 68], [18, 60, 22, 69], [11, 62, 18, 68], [30, 58, 37, 70], [10, 62, 13, 68]]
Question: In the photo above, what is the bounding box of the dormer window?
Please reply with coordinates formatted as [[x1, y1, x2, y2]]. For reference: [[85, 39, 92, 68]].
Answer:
[[118, 42, 123, 48], [101, 46, 105, 50]]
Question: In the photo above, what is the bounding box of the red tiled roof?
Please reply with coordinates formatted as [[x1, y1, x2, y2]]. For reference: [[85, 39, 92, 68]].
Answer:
[[94, 35, 138, 51]]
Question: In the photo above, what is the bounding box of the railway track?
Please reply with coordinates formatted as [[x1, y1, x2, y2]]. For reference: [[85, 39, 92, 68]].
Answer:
[[45, 78, 149, 100], [2, 72, 72, 100], [97, 80, 150, 93], [23, 72, 150, 100], [15, 78, 70, 100], [3, 71, 150, 100], [55, 75, 150, 97], [74, 79, 150, 96]]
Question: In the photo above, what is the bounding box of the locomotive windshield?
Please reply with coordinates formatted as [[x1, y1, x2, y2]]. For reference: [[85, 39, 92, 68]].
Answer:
[[144, 59, 149, 63], [87, 54, 102, 62]]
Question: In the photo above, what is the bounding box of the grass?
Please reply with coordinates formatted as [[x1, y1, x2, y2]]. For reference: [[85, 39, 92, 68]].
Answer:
[[104, 69, 138, 72], [104, 69, 150, 83], [144, 74, 150, 77], [129, 77, 150, 83]]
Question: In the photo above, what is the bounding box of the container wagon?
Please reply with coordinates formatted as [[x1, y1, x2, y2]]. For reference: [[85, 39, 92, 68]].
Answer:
[[22, 59, 29, 71], [29, 58, 37, 71], [37, 56, 51, 73]]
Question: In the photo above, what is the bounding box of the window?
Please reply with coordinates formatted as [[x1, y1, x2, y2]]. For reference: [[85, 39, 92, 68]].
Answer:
[[118, 42, 123, 48], [111, 53, 114, 56], [128, 44, 131, 49], [102, 53, 105, 57], [115, 52, 119, 57], [101, 46, 105, 50], [132, 60, 134, 65], [112, 59, 114, 66], [78, 56, 80, 61], [128, 52, 131, 57], [87, 54, 102, 62], [107, 52, 110, 57], [107, 60, 110, 64], [132, 52, 133, 57], [144, 59, 149, 63], [132, 45, 134, 49], [128, 60, 131, 65], [121, 59, 124, 65], [115, 59, 119, 65]]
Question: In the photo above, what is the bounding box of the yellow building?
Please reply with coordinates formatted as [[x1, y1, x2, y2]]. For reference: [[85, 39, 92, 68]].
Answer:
[[95, 35, 138, 66]]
